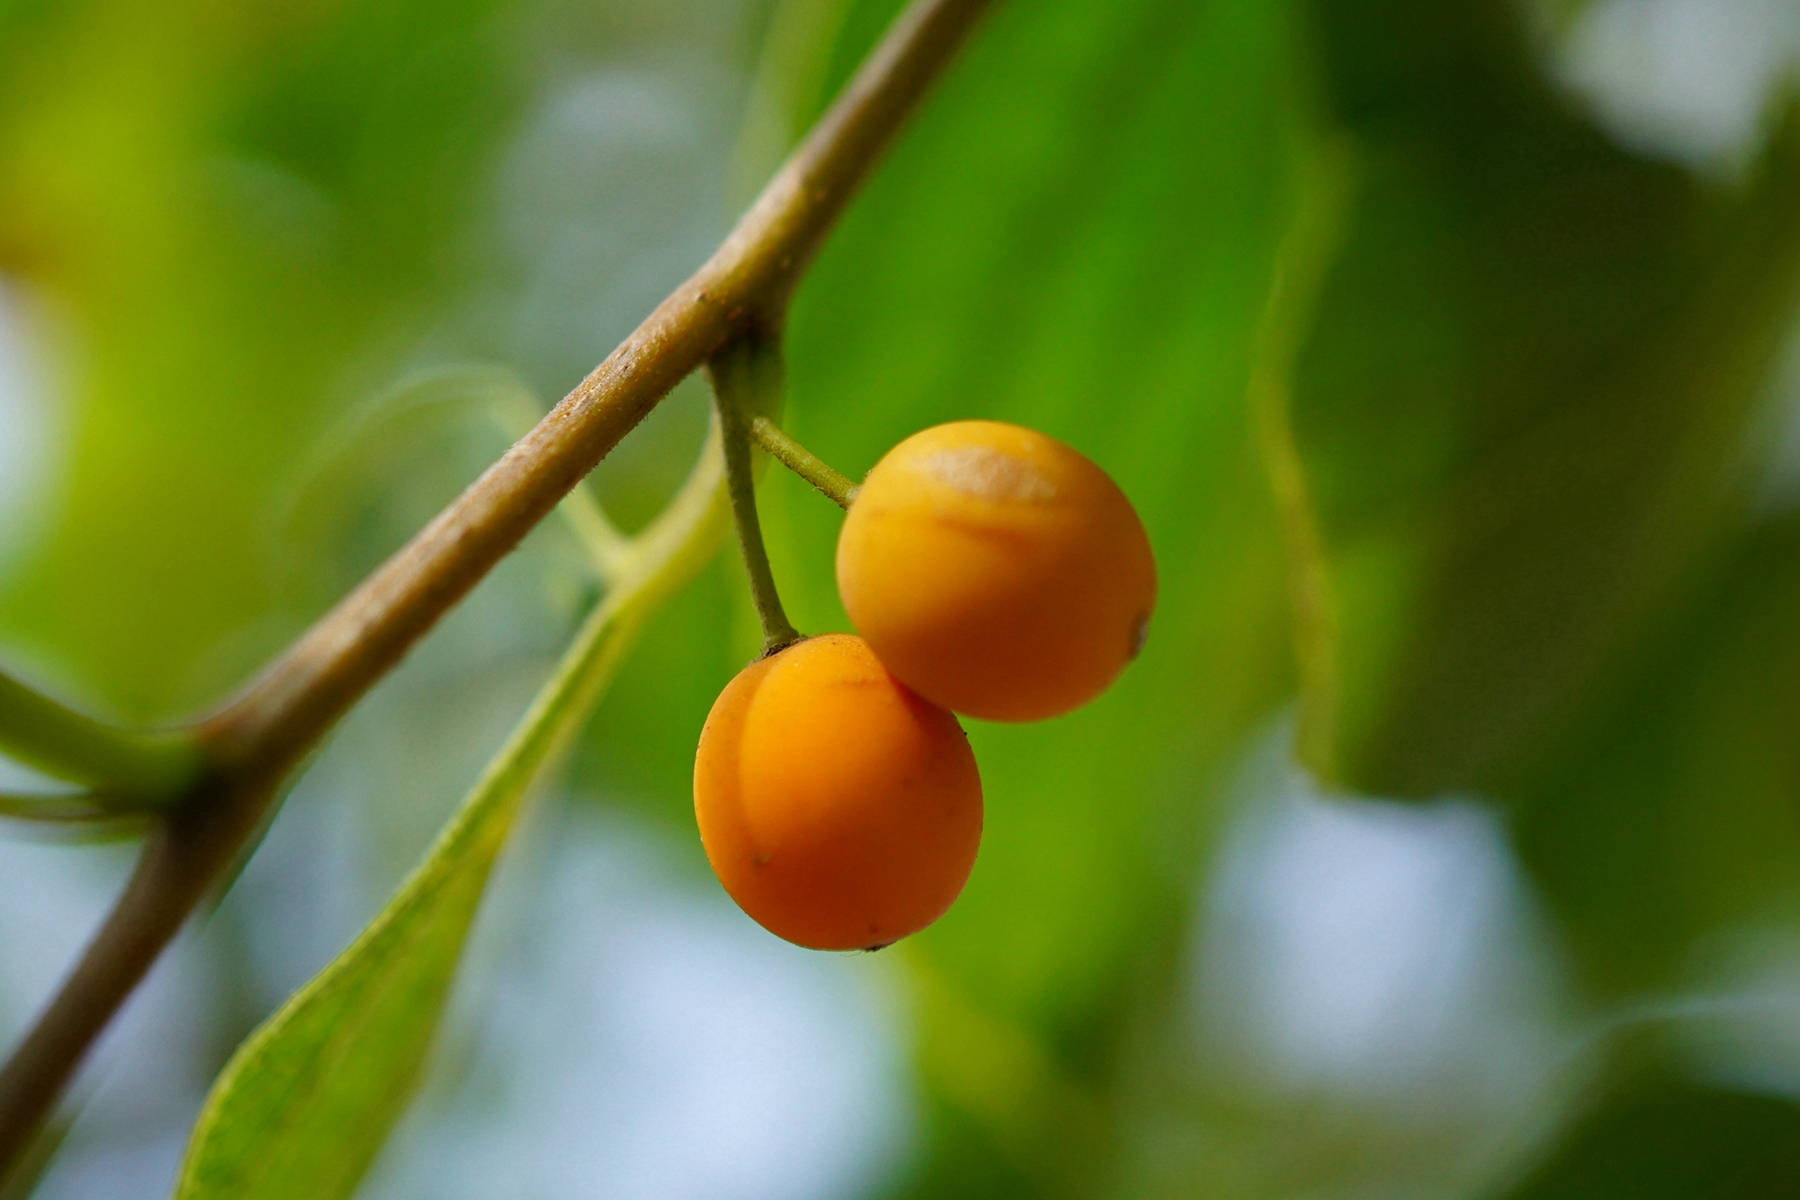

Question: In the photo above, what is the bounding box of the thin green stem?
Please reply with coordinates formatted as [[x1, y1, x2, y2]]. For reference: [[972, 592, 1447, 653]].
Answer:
[[749, 416, 860, 509], [710, 335, 802, 654], [0, 670, 199, 798], [0, 790, 149, 845], [0, 789, 128, 825]]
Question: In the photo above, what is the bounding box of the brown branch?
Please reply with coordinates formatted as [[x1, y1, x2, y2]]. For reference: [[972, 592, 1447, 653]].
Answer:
[[0, 0, 997, 1171]]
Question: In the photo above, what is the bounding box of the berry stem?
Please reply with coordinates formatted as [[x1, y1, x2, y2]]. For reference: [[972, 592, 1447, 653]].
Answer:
[[749, 416, 860, 509], [710, 334, 803, 655]]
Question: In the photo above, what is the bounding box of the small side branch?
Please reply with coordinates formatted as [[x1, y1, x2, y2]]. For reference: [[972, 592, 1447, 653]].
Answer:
[[749, 416, 860, 509], [0, 669, 198, 798], [0, 788, 146, 826]]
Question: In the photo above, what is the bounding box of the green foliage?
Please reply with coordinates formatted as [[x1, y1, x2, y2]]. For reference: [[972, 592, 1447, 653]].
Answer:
[[173, 445, 724, 1199], [1497, 1079, 1800, 1200], [1269, 0, 1800, 998], [0, 0, 536, 720], [173, 606, 636, 1200], [1283, 0, 1800, 800], [1512, 516, 1800, 991]]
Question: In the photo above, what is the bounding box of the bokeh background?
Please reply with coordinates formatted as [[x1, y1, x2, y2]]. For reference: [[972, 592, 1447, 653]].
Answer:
[[4, 0, 1800, 1196]]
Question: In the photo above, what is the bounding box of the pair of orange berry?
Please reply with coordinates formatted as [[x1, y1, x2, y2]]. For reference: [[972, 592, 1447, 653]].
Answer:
[[694, 420, 1156, 950]]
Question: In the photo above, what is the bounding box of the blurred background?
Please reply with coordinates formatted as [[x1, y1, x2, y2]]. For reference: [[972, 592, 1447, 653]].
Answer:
[[3, 0, 1800, 1195]]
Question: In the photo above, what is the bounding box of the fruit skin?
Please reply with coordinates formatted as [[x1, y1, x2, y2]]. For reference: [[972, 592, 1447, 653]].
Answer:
[[693, 634, 983, 951], [836, 420, 1156, 722]]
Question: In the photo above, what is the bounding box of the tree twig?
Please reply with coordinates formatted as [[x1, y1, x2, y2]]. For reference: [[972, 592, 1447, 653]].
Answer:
[[0, 668, 199, 797], [0, 788, 143, 826], [0, 0, 997, 1171]]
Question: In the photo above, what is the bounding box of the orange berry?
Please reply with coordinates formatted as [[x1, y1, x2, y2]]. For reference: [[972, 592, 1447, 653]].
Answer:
[[693, 633, 983, 950], [836, 420, 1156, 722]]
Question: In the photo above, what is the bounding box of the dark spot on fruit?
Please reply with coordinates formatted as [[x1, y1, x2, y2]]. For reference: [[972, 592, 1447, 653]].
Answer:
[[1129, 612, 1151, 659]]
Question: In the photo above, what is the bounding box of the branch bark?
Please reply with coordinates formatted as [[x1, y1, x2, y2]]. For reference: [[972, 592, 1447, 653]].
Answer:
[[0, 0, 997, 1170]]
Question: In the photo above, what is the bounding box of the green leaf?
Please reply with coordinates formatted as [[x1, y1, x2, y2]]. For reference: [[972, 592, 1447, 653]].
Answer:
[[0, 0, 533, 722], [173, 440, 726, 1200], [173, 604, 636, 1200], [1495, 1080, 1800, 1200], [1277, 0, 1800, 798], [1511, 515, 1800, 992]]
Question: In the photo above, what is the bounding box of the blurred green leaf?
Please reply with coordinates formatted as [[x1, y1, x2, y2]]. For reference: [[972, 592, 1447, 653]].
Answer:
[[0, 0, 532, 720], [1279, 0, 1800, 798], [1496, 1079, 1800, 1200], [1512, 514, 1800, 992], [1261, 0, 1800, 1003]]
